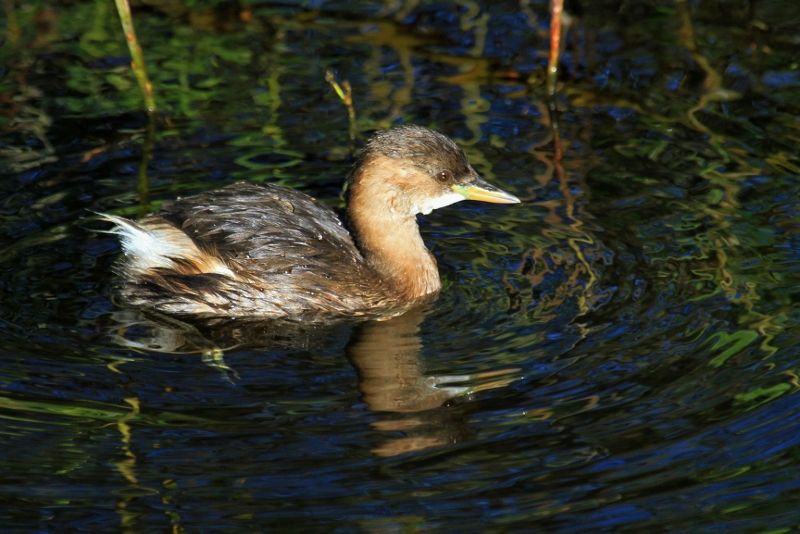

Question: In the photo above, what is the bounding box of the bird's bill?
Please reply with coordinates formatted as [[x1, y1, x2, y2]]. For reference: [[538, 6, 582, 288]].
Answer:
[[452, 177, 520, 204]]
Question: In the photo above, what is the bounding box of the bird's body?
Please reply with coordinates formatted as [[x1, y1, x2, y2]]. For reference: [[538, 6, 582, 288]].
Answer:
[[104, 182, 402, 321], [102, 126, 519, 322]]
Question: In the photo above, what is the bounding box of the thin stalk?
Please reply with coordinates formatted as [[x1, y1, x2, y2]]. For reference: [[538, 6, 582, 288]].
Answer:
[[546, 0, 564, 96], [325, 69, 357, 145], [114, 0, 156, 114]]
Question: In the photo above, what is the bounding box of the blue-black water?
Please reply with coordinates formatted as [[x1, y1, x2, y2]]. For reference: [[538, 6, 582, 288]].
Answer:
[[1, 0, 800, 530]]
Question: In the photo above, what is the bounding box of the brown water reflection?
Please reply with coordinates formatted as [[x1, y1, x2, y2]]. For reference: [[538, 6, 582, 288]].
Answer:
[[348, 307, 518, 456], [111, 306, 519, 457]]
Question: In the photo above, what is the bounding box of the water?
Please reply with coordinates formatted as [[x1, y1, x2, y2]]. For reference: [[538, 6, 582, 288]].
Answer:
[[2, 0, 800, 530]]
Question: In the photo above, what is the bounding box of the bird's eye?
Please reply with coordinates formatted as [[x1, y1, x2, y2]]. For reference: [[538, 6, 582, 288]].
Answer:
[[436, 170, 453, 183]]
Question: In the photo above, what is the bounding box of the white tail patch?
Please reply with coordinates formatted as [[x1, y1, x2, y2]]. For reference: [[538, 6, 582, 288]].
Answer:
[[97, 213, 236, 278]]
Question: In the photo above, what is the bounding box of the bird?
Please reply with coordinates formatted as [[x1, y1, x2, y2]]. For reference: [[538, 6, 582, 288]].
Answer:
[[100, 125, 520, 322]]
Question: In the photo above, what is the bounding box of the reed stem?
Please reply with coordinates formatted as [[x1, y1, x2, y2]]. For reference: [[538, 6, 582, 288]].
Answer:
[[325, 69, 357, 144], [546, 0, 564, 96], [114, 0, 157, 114]]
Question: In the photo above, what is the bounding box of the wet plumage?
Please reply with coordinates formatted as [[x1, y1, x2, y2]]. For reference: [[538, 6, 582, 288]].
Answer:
[[102, 126, 519, 322]]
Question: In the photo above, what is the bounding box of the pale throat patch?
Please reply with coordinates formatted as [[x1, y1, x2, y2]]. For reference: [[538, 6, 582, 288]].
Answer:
[[415, 192, 465, 215]]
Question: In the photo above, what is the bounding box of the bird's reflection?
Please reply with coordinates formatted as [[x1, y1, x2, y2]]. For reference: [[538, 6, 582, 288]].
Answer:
[[348, 308, 472, 456], [108, 307, 518, 457]]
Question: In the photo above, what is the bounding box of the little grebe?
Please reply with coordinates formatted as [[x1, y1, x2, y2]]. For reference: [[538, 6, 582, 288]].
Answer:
[[102, 126, 519, 321]]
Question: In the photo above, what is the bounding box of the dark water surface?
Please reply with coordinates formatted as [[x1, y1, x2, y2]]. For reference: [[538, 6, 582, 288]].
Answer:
[[2, 0, 800, 530]]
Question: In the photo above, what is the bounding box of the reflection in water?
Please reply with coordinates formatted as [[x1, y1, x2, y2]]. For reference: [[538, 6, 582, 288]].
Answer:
[[111, 307, 519, 457], [348, 307, 517, 456], [349, 308, 472, 457], [2, 0, 800, 530]]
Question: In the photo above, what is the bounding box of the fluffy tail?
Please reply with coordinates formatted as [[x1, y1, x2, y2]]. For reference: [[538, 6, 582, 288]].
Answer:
[[96, 212, 235, 278]]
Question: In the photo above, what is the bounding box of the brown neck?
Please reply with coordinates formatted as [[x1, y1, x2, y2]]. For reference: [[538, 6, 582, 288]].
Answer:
[[347, 160, 441, 300]]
